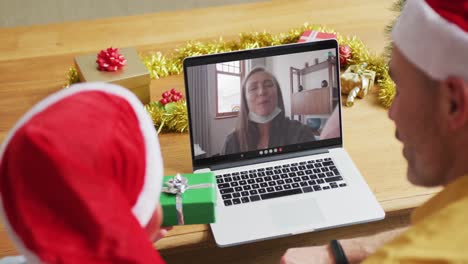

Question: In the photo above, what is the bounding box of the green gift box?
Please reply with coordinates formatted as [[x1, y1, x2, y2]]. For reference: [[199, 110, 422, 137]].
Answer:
[[160, 172, 216, 226]]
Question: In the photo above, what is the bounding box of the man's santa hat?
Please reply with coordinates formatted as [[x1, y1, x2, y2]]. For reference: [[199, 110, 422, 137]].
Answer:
[[0, 83, 165, 263], [392, 0, 468, 81]]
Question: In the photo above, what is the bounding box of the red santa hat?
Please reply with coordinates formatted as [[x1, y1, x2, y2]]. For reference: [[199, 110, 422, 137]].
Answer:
[[392, 0, 468, 81], [0, 83, 165, 263]]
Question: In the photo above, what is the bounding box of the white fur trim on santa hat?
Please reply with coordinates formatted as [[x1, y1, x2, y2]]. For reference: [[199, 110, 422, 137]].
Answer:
[[0, 83, 163, 263], [392, 0, 468, 81]]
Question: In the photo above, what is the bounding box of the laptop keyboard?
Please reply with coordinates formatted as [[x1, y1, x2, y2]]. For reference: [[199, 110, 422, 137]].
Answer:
[[216, 157, 347, 206]]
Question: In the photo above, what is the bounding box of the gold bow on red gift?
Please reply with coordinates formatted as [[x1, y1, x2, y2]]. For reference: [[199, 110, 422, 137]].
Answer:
[[340, 63, 376, 107]]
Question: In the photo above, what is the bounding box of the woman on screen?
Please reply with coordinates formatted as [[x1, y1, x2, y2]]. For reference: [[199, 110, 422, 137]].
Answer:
[[222, 67, 316, 155]]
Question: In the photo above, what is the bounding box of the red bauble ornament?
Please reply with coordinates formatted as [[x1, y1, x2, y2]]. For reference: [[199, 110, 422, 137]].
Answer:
[[96, 47, 127, 72], [339, 45, 352, 66], [160, 98, 168, 105]]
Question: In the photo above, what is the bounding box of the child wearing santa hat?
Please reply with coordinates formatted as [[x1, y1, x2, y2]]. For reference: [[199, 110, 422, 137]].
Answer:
[[0, 83, 168, 263]]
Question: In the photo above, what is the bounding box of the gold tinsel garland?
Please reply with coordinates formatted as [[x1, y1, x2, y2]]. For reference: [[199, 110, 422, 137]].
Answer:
[[378, 0, 406, 108], [65, 67, 79, 88], [145, 100, 188, 133], [65, 23, 397, 132]]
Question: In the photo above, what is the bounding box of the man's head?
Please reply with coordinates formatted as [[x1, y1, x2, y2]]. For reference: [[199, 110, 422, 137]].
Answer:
[[390, 0, 468, 187]]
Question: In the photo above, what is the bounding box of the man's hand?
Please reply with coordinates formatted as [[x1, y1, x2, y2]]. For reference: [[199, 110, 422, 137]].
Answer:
[[280, 245, 334, 264], [280, 227, 408, 264], [280, 241, 369, 264]]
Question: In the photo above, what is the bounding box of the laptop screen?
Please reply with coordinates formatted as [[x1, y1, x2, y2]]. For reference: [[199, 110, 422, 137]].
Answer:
[[184, 40, 342, 169]]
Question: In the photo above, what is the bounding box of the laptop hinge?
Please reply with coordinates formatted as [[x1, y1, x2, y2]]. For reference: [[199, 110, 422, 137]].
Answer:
[[203, 147, 331, 172]]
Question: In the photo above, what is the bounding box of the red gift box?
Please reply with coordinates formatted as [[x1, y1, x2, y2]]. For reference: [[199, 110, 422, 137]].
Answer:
[[298, 30, 337, 43]]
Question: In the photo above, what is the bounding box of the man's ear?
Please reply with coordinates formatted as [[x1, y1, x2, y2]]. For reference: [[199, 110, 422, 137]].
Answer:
[[442, 76, 468, 131]]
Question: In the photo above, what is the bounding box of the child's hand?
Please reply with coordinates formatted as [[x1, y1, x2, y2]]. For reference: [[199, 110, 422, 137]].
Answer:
[[152, 226, 173, 242]]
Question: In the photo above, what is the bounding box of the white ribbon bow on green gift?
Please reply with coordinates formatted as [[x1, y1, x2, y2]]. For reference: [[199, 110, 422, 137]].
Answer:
[[161, 173, 214, 225]]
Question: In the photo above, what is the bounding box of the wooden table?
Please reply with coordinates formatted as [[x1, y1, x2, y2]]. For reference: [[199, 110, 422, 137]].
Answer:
[[0, 1, 440, 263]]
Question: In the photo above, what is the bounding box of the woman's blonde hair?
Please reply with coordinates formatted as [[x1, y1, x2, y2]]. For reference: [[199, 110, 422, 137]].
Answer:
[[235, 67, 285, 152]]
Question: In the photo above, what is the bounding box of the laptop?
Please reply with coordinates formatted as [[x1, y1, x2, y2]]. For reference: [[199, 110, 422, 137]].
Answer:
[[183, 39, 385, 247]]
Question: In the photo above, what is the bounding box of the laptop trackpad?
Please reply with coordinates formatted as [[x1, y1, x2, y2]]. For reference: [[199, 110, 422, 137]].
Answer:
[[269, 198, 325, 229]]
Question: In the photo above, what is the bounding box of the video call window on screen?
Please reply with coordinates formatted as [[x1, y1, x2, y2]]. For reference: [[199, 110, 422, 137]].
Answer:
[[187, 48, 340, 160]]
